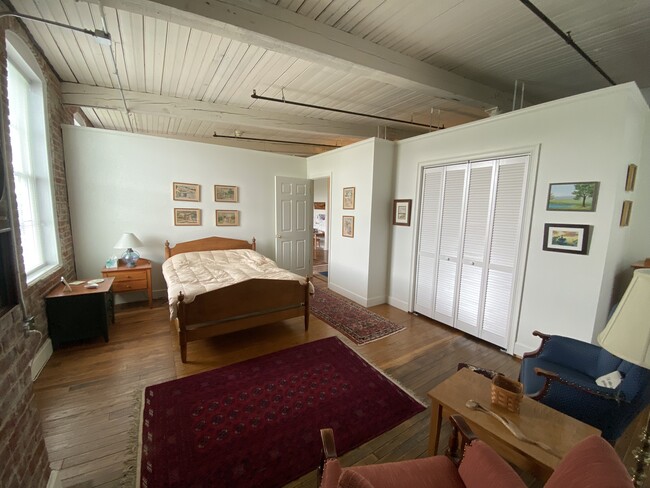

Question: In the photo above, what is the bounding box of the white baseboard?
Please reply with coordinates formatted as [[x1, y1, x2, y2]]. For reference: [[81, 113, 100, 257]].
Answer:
[[47, 469, 62, 488], [387, 296, 409, 311], [366, 295, 387, 307], [31, 338, 53, 381], [327, 283, 368, 306]]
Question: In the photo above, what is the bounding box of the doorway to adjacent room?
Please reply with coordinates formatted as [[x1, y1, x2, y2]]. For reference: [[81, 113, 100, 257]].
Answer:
[[313, 176, 330, 281]]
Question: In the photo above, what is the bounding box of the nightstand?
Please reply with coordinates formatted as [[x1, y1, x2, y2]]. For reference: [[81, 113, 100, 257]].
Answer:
[[46, 278, 114, 349], [101, 258, 153, 308]]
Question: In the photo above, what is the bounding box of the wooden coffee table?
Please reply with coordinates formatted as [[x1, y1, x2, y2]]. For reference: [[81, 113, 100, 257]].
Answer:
[[428, 368, 600, 481]]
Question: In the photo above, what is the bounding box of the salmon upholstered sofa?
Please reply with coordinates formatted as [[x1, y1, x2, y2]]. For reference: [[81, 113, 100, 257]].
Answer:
[[318, 415, 633, 488]]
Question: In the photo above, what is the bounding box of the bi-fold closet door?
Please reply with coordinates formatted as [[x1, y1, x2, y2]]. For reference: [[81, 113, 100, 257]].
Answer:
[[414, 155, 528, 348]]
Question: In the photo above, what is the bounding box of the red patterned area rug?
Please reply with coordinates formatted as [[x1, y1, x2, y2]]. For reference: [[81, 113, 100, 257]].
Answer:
[[310, 287, 406, 344], [139, 337, 424, 488]]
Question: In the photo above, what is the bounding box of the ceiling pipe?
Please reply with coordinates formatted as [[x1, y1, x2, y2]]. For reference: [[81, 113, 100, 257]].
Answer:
[[251, 90, 443, 130], [0, 11, 111, 44], [518, 0, 616, 86], [0, 8, 135, 133], [212, 132, 340, 148]]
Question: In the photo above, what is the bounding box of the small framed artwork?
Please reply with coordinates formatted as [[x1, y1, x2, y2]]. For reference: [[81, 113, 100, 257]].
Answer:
[[214, 185, 239, 202], [174, 208, 201, 226], [393, 199, 412, 226], [625, 164, 637, 192], [173, 182, 200, 202], [542, 223, 590, 255], [343, 187, 355, 209], [314, 201, 326, 210], [342, 215, 354, 238], [216, 209, 240, 226], [546, 182, 599, 211], [620, 200, 633, 226]]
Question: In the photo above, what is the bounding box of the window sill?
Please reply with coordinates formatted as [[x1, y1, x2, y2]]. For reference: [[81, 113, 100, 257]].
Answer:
[[26, 263, 62, 287]]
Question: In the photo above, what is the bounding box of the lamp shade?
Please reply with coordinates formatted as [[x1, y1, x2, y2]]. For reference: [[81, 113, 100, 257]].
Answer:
[[114, 232, 143, 250], [598, 269, 650, 368]]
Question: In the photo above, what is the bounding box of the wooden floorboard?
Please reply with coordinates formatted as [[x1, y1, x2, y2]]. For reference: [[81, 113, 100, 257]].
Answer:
[[33, 281, 646, 487]]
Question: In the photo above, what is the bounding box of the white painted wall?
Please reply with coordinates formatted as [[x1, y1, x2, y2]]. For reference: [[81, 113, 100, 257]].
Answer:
[[367, 139, 394, 305], [63, 126, 306, 300], [307, 138, 392, 305], [389, 83, 650, 355]]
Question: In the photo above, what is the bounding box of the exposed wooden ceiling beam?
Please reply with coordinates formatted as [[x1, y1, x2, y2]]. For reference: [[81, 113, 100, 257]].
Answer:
[[61, 82, 422, 140], [85, 0, 515, 111]]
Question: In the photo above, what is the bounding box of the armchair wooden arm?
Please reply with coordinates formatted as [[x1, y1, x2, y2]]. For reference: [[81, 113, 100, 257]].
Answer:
[[530, 367, 625, 402], [446, 414, 479, 467], [521, 330, 552, 360]]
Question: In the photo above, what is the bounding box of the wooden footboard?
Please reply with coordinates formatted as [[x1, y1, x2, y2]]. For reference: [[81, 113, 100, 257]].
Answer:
[[176, 277, 310, 362]]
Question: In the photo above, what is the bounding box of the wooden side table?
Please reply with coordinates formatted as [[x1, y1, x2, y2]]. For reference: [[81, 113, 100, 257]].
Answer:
[[101, 258, 153, 308], [46, 278, 114, 349], [428, 368, 600, 481]]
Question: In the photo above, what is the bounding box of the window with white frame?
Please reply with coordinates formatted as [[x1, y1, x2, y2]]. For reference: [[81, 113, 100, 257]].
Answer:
[[6, 34, 60, 283]]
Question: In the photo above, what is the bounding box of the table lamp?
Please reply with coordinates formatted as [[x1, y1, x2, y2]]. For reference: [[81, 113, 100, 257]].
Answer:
[[114, 233, 143, 268], [598, 268, 650, 487]]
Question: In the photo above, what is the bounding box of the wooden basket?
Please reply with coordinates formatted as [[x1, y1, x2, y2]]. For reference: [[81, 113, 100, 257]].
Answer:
[[491, 375, 523, 413]]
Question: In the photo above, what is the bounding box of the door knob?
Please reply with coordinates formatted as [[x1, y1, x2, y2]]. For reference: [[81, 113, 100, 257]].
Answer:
[[276, 234, 282, 238]]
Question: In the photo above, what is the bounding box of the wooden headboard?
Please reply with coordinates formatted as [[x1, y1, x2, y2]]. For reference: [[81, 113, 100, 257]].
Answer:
[[164, 236, 256, 259]]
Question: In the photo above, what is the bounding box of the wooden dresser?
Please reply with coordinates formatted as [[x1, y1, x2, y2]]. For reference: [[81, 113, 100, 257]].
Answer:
[[101, 258, 153, 308]]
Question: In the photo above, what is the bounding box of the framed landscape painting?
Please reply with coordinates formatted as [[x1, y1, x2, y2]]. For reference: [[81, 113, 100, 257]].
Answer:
[[216, 209, 240, 226], [343, 187, 355, 209], [546, 182, 598, 211], [342, 216, 354, 237], [543, 223, 590, 255], [393, 199, 412, 226], [174, 208, 201, 226], [173, 182, 200, 202], [214, 185, 239, 202]]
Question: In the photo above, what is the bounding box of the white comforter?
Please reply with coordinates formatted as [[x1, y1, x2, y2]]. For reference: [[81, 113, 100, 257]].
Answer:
[[162, 249, 312, 318]]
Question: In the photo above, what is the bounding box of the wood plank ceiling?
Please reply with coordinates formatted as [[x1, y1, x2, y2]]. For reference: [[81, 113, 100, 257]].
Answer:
[[5, 0, 650, 155]]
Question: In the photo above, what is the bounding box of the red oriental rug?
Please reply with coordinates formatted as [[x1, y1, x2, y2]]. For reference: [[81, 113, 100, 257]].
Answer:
[[310, 287, 405, 344], [138, 337, 424, 488]]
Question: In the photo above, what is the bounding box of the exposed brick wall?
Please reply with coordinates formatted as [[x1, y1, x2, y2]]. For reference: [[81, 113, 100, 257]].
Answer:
[[0, 8, 77, 487]]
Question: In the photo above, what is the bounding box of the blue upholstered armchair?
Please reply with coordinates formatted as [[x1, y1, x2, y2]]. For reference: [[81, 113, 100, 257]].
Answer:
[[520, 330, 650, 442]]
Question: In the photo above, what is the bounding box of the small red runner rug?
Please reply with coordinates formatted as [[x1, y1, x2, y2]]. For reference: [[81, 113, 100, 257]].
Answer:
[[310, 287, 405, 344], [139, 337, 424, 487]]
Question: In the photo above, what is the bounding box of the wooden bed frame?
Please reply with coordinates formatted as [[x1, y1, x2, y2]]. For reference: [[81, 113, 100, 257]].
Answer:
[[164, 236, 310, 362]]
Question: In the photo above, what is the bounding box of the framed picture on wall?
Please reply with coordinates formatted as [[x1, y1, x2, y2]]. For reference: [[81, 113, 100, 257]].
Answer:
[[216, 209, 240, 226], [173, 182, 200, 202], [393, 199, 412, 226], [214, 185, 239, 202], [546, 182, 598, 211], [174, 208, 201, 226], [542, 223, 590, 255], [625, 164, 637, 192], [343, 187, 355, 209], [342, 216, 354, 238], [620, 200, 633, 226]]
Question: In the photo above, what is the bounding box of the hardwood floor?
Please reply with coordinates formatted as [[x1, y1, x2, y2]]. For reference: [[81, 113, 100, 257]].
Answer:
[[33, 281, 646, 487]]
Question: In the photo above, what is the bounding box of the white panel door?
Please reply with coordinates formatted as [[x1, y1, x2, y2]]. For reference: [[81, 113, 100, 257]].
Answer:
[[434, 164, 467, 325], [456, 162, 495, 335], [275, 176, 312, 276], [480, 156, 528, 348], [414, 167, 444, 316]]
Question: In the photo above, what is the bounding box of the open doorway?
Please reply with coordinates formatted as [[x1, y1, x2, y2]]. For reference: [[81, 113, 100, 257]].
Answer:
[[313, 176, 330, 281]]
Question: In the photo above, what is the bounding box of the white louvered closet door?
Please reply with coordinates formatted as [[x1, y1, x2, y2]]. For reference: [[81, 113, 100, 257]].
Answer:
[[414, 154, 528, 349], [434, 164, 467, 326], [480, 156, 528, 347], [414, 167, 444, 317], [456, 161, 496, 336]]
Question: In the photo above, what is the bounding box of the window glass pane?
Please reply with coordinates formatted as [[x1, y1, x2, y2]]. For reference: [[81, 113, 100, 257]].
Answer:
[[7, 43, 60, 282]]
